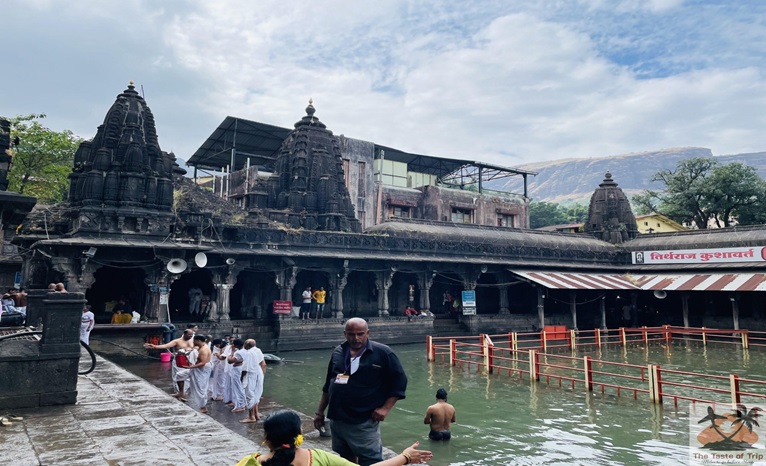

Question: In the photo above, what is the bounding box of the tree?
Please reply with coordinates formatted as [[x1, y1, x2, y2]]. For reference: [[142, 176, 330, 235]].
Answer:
[[529, 201, 568, 228], [5, 114, 82, 203], [632, 158, 766, 229]]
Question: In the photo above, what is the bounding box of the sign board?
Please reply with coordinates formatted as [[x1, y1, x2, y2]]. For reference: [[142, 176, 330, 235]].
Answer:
[[273, 300, 293, 315], [159, 293, 169, 305], [632, 246, 766, 265], [462, 290, 476, 315]]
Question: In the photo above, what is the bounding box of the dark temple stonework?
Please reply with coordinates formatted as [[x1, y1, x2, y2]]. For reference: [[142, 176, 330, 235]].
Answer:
[[66, 82, 179, 236], [584, 172, 639, 243], [252, 100, 360, 232]]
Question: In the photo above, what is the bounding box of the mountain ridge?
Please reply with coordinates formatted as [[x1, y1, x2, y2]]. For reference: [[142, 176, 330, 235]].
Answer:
[[498, 148, 766, 204]]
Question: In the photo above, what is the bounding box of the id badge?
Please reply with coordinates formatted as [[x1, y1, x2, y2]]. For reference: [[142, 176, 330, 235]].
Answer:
[[335, 374, 350, 385]]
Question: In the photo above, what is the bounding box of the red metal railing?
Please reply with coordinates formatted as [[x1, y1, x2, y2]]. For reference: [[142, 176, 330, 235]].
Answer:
[[426, 326, 766, 406]]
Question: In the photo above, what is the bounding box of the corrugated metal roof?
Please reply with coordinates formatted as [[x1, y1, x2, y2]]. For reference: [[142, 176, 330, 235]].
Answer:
[[512, 270, 640, 290], [630, 273, 766, 292]]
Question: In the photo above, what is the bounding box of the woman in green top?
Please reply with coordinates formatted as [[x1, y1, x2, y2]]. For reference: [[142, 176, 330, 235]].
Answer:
[[237, 410, 433, 466]]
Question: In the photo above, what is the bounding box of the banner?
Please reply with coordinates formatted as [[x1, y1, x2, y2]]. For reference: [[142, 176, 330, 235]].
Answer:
[[633, 247, 766, 265]]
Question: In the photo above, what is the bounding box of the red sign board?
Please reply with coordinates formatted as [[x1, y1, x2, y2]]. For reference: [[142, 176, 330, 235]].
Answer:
[[273, 300, 293, 315]]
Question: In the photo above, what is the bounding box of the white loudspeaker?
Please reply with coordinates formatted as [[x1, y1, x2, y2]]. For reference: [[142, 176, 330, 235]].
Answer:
[[194, 252, 208, 268], [226, 258, 236, 265], [167, 258, 188, 274], [391, 263, 399, 272], [653, 290, 667, 299], [480, 265, 488, 274]]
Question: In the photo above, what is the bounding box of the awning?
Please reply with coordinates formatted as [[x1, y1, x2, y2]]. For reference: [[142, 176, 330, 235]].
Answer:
[[630, 273, 766, 292], [512, 271, 640, 290]]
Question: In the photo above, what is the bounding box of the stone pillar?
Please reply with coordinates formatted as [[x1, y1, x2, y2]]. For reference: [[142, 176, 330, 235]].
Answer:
[[144, 270, 167, 322], [600, 296, 607, 330], [41, 292, 87, 355], [569, 291, 578, 331], [498, 285, 510, 315], [681, 293, 690, 328], [275, 266, 297, 321], [214, 265, 239, 322], [417, 272, 435, 313], [332, 265, 349, 319], [25, 289, 48, 328], [375, 270, 395, 317], [730, 293, 740, 331]]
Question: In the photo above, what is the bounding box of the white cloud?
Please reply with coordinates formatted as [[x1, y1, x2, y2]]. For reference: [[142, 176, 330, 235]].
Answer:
[[2, 0, 765, 166]]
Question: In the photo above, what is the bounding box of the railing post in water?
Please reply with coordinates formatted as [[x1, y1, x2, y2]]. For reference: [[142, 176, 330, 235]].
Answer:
[[621, 327, 627, 347], [664, 325, 671, 345], [485, 342, 494, 374], [541, 330, 547, 352], [570, 329, 577, 351], [529, 349, 540, 382], [702, 327, 707, 346], [642, 326, 648, 345], [426, 336, 434, 362], [449, 339, 456, 366], [512, 332, 518, 351], [741, 331, 749, 350], [730, 374, 741, 406], [648, 364, 663, 404], [596, 328, 602, 349], [584, 356, 593, 391]]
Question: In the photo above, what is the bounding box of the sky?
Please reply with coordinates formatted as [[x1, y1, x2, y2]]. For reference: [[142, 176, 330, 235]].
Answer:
[[1, 0, 764, 169]]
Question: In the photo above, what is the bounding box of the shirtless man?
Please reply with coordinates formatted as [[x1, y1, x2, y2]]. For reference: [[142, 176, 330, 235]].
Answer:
[[184, 335, 213, 414], [144, 329, 195, 400], [423, 388, 456, 441]]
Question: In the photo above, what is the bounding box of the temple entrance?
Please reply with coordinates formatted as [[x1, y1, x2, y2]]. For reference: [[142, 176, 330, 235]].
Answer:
[[294, 270, 329, 318], [431, 272, 463, 317], [168, 269, 213, 323], [231, 270, 280, 320], [476, 273, 499, 314], [344, 271, 377, 317], [86, 267, 147, 324], [391, 272, 418, 316]]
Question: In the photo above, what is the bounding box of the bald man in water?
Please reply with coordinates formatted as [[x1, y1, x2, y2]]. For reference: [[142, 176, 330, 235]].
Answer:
[[424, 388, 456, 441]]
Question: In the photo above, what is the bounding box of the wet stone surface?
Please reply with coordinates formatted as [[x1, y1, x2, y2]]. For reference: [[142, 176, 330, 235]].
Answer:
[[0, 356, 291, 465]]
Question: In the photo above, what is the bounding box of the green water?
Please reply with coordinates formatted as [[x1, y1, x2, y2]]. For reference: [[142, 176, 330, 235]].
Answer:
[[264, 343, 766, 466]]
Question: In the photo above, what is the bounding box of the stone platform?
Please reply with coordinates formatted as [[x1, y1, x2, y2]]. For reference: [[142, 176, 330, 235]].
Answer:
[[0, 356, 327, 465]]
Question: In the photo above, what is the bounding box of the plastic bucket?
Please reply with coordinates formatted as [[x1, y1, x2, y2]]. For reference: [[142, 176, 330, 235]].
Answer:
[[159, 352, 172, 363]]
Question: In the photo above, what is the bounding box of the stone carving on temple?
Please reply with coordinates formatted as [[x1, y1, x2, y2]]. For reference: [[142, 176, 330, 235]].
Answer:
[[584, 171, 639, 243], [66, 82, 179, 235]]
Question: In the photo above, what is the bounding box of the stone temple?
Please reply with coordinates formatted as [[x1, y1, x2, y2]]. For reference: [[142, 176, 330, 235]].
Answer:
[[9, 83, 766, 352]]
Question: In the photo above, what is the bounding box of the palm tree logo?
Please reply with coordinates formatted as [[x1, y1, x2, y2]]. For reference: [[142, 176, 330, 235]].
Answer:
[[696, 405, 761, 451]]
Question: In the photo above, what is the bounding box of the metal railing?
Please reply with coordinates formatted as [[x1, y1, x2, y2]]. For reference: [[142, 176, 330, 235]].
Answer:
[[426, 326, 766, 406]]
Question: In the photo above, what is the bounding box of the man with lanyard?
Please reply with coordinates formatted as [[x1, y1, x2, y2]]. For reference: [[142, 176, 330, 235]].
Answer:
[[314, 318, 408, 466]]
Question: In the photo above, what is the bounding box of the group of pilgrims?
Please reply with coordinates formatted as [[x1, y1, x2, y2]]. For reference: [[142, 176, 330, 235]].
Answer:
[[143, 326, 267, 423]]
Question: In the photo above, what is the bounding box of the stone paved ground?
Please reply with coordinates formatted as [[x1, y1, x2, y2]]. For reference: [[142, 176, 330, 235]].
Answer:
[[0, 356, 327, 466]]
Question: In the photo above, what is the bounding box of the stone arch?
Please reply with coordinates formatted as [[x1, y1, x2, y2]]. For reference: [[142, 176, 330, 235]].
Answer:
[[344, 271, 377, 317], [168, 268, 213, 323], [230, 269, 280, 321]]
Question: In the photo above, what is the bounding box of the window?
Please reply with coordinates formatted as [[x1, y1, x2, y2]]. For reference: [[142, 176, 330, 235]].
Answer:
[[644, 221, 649, 226], [357, 162, 366, 193], [451, 208, 473, 224], [342, 159, 350, 189], [497, 214, 515, 228], [389, 206, 411, 218]]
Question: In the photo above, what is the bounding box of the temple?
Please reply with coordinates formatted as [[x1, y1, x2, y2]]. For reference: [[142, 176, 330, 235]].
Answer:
[[11, 84, 766, 352]]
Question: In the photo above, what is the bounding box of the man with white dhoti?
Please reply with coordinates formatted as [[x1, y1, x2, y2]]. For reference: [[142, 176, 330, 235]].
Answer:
[[227, 339, 247, 413], [210, 339, 224, 401], [184, 335, 213, 414], [80, 305, 95, 345], [144, 329, 195, 400], [240, 339, 267, 423]]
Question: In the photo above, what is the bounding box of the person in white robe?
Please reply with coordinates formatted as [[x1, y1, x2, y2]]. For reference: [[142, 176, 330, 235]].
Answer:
[[185, 335, 213, 413], [227, 339, 247, 412], [239, 339, 267, 423]]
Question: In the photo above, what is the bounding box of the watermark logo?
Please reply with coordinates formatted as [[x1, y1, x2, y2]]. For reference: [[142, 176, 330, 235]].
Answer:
[[690, 403, 765, 465]]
